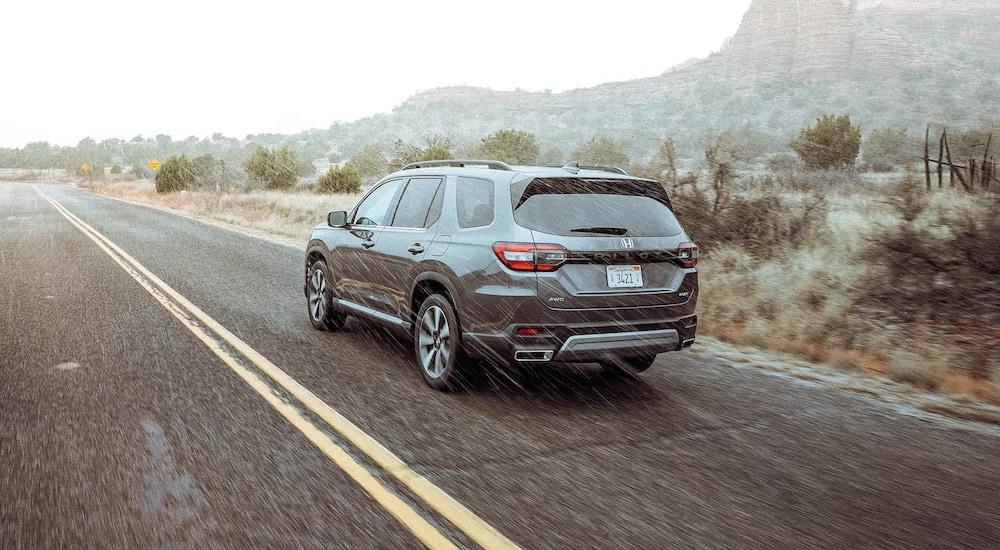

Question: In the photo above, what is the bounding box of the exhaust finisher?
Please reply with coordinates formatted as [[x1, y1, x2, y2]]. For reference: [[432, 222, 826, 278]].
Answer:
[[514, 350, 554, 362]]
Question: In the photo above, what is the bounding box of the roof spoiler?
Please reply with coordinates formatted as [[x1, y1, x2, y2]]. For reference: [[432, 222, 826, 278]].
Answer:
[[561, 162, 629, 175]]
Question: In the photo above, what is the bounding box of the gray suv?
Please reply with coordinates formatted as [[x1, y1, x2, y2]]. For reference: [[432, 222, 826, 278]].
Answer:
[[304, 160, 698, 390]]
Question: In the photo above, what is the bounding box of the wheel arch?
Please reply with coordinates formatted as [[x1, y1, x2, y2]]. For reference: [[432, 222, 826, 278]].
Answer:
[[410, 271, 461, 327], [304, 244, 330, 296]]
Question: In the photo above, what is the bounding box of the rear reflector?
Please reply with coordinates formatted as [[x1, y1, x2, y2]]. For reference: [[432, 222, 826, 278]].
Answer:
[[677, 242, 699, 268]]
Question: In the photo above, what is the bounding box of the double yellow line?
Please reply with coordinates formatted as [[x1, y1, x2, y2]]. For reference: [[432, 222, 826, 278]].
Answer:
[[37, 188, 520, 550]]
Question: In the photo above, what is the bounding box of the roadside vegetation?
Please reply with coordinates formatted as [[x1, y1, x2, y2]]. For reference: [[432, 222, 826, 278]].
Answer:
[[14, 121, 998, 407]]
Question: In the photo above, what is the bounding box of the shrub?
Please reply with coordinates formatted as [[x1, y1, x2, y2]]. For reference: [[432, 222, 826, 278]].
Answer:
[[860, 184, 1000, 323], [132, 163, 151, 179], [477, 129, 540, 164], [387, 136, 453, 170], [317, 165, 362, 194], [155, 155, 195, 193], [671, 182, 827, 257], [243, 146, 300, 190], [790, 114, 861, 170], [347, 144, 388, 185], [572, 136, 629, 167], [110, 164, 122, 175], [418, 145, 452, 162]]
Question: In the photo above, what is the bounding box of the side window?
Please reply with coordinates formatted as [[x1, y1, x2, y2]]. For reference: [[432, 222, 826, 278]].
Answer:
[[456, 177, 494, 229], [391, 178, 444, 228], [352, 179, 403, 226]]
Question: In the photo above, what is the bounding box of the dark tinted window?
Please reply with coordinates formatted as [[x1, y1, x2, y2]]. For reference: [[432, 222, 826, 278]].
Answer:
[[391, 177, 443, 228], [511, 177, 683, 237], [353, 179, 404, 226], [456, 177, 494, 228]]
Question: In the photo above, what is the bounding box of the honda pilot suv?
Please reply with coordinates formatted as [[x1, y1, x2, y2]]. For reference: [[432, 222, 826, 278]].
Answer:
[[304, 160, 698, 390]]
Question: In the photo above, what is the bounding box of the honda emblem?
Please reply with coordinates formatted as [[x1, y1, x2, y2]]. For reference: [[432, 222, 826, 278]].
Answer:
[[621, 237, 635, 248]]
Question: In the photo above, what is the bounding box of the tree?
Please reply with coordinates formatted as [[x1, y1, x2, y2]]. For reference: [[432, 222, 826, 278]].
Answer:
[[317, 165, 362, 194], [862, 127, 916, 171], [418, 145, 452, 162], [347, 143, 388, 185], [243, 146, 300, 190], [715, 125, 777, 162], [790, 115, 861, 170], [477, 129, 539, 164], [644, 137, 679, 185], [572, 136, 629, 167], [417, 135, 453, 162], [155, 155, 195, 193], [190, 153, 225, 188], [388, 136, 453, 170]]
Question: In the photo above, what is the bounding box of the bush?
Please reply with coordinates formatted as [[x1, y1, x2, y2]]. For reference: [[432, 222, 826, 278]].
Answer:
[[418, 145, 452, 162], [155, 155, 195, 193], [671, 181, 827, 257], [243, 146, 300, 190], [572, 136, 629, 167], [790, 114, 861, 170], [317, 165, 362, 194], [186, 154, 219, 188], [110, 164, 122, 175], [861, 186, 1000, 322], [131, 163, 151, 179], [347, 144, 388, 185], [477, 129, 540, 164], [862, 127, 916, 172]]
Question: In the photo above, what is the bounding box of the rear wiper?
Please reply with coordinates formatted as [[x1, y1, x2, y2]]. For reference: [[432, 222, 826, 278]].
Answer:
[[569, 226, 629, 235]]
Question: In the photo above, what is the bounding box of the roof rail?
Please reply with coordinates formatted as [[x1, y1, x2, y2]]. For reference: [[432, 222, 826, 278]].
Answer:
[[561, 162, 629, 176], [402, 159, 513, 171]]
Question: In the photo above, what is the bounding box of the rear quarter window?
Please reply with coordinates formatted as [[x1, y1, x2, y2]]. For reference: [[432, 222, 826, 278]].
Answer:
[[456, 177, 494, 228], [511, 177, 683, 237]]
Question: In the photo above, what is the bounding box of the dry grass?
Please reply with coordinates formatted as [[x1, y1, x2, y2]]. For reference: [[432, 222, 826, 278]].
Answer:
[[687, 174, 999, 406], [80, 179, 359, 243], [0, 168, 73, 182]]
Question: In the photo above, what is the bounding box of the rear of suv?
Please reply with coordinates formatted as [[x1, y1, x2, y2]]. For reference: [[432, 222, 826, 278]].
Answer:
[[305, 160, 698, 390]]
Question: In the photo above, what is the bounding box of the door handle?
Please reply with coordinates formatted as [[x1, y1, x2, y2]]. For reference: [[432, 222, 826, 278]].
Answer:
[[407, 243, 425, 255], [362, 240, 375, 249]]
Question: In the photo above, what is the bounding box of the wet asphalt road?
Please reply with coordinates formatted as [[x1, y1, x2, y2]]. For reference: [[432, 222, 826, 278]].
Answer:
[[2, 182, 999, 549]]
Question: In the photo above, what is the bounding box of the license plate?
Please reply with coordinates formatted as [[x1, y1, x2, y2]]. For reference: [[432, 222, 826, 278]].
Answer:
[[606, 265, 643, 288]]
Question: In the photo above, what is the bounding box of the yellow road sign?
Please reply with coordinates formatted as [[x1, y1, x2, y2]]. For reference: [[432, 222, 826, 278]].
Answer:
[[82, 163, 90, 171], [148, 158, 162, 171]]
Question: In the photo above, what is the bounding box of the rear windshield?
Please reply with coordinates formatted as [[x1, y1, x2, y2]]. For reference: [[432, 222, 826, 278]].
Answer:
[[511, 177, 683, 237]]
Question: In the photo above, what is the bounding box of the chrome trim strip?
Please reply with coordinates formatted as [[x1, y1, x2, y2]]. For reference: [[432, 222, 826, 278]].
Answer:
[[557, 329, 679, 357], [333, 299, 409, 329]]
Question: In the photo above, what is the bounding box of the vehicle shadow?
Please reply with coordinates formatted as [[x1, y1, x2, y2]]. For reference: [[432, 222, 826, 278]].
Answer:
[[342, 319, 668, 411]]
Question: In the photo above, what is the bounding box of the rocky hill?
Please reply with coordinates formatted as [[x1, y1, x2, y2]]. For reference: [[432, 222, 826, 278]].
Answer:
[[325, 0, 1000, 160]]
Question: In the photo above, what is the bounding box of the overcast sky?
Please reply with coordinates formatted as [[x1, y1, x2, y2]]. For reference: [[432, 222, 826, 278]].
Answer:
[[0, 1, 752, 148]]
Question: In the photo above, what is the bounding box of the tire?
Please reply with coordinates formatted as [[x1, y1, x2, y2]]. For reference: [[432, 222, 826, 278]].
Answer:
[[601, 354, 656, 375], [306, 260, 347, 331], [414, 294, 469, 391]]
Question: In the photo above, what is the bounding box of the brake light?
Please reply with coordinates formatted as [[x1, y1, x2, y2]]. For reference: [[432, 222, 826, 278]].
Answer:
[[677, 242, 699, 268], [492, 242, 569, 272]]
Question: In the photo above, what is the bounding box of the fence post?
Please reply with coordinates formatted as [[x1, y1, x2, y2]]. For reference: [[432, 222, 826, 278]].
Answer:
[[938, 130, 945, 188], [924, 125, 932, 191], [981, 133, 993, 189]]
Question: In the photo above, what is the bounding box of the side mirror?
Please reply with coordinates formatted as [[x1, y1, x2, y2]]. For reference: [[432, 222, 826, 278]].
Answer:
[[327, 211, 348, 227]]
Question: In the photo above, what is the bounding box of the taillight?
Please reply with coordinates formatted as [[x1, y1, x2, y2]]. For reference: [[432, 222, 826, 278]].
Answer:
[[492, 242, 569, 272], [677, 242, 699, 268]]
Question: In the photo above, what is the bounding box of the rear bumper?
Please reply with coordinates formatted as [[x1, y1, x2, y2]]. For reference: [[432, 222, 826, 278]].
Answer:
[[556, 329, 679, 361], [463, 314, 697, 365]]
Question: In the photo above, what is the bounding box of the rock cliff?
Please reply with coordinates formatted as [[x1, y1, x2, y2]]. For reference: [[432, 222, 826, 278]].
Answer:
[[696, 0, 957, 82]]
